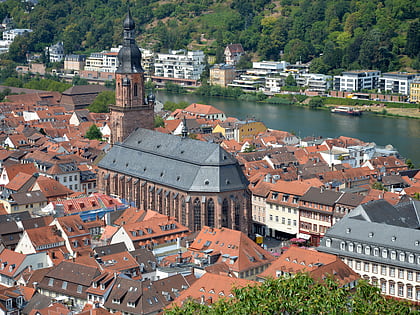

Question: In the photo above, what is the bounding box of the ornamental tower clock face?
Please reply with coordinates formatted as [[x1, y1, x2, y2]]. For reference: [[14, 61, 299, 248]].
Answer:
[[109, 11, 154, 144]]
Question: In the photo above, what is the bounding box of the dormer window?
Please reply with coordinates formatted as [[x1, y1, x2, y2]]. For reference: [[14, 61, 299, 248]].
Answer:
[[128, 301, 136, 308], [112, 298, 120, 304]]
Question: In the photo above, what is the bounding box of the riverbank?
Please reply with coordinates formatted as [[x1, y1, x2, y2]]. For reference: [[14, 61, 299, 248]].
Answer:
[[323, 104, 420, 119]]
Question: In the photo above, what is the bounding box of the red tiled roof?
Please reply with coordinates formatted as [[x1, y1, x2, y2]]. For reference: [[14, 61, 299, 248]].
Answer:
[[0, 249, 26, 277], [184, 103, 224, 116], [4, 163, 37, 181], [171, 273, 256, 307], [5, 172, 33, 191], [188, 226, 275, 273]]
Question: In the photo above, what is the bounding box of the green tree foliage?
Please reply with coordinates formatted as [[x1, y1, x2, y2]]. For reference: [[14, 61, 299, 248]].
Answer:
[[85, 124, 102, 140], [88, 90, 115, 113], [405, 159, 415, 169], [23, 78, 71, 92], [309, 97, 324, 108], [165, 82, 186, 94], [154, 115, 164, 128], [285, 74, 297, 86], [165, 273, 416, 315], [0, 0, 417, 73], [72, 76, 88, 86], [372, 181, 387, 191], [163, 101, 189, 112]]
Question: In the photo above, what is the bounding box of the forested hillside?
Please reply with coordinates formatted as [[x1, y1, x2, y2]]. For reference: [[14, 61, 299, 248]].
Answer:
[[0, 0, 419, 73]]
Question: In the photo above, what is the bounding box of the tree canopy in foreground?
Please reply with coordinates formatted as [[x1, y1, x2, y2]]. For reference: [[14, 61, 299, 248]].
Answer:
[[165, 273, 417, 315]]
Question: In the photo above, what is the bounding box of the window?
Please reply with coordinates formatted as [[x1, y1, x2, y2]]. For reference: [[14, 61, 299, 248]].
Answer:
[[62, 281, 68, 289], [287, 219, 291, 225], [389, 282, 395, 295], [389, 267, 395, 277], [270, 215, 273, 221], [347, 259, 353, 268], [407, 286, 413, 299], [77, 285, 83, 293], [325, 239, 331, 247], [48, 278, 54, 286], [382, 249, 388, 258], [416, 272, 420, 282], [281, 217, 284, 224], [381, 265, 387, 276], [340, 242, 346, 250], [381, 281, 386, 293], [391, 251, 396, 260], [373, 248, 379, 256], [364, 262, 369, 272], [398, 284, 404, 297], [365, 246, 370, 255], [408, 254, 414, 263], [293, 220, 297, 226], [399, 252, 405, 262], [275, 216, 279, 222], [417, 288, 420, 301], [399, 269, 404, 279], [356, 261, 361, 270], [408, 271, 413, 281], [348, 243, 354, 251], [356, 244, 362, 253], [372, 264, 378, 274]]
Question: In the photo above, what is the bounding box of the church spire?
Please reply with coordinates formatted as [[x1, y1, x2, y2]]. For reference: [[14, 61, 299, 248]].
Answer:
[[116, 10, 143, 74]]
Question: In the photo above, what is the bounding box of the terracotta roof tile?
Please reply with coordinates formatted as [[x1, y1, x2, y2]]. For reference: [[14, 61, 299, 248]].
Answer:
[[171, 273, 256, 307]]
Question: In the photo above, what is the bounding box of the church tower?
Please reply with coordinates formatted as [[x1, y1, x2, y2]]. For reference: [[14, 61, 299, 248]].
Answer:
[[110, 11, 154, 144]]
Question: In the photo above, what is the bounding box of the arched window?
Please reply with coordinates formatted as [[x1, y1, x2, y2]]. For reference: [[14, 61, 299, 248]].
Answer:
[[222, 199, 229, 228], [234, 201, 240, 227], [207, 199, 215, 228], [181, 197, 186, 226], [194, 198, 201, 231]]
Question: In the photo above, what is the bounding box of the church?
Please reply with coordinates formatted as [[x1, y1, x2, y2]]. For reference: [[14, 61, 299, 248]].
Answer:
[[97, 12, 251, 234]]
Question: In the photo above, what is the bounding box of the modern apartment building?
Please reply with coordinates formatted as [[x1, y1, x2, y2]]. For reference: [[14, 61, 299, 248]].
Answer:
[[379, 72, 418, 95], [334, 70, 380, 92], [154, 49, 205, 80]]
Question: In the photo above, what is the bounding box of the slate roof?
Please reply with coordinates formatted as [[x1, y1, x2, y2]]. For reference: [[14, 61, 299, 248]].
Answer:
[[318, 200, 420, 269], [98, 128, 248, 193], [11, 191, 47, 205], [300, 187, 342, 206]]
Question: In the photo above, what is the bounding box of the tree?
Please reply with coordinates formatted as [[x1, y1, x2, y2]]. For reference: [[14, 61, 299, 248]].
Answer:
[[165, 273, 416, 314], [372, 181, 387, 191], [88, 91, 115, 113], [85, 124, 102, 140], [154, 115, 164, 128], [72, 76, 88, 86], [285, 74, 297, 86], [309, 97, 324, 108], [405, 159, 415, 169]]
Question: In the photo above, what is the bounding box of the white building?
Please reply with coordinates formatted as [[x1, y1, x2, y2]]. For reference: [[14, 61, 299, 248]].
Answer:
[[319, 199, 420, 303], [296, 73, 332, 92], [47, 42, 64, 63], [379, 72, 418, 96], [249, 61, 289, 76], [84, 47, 120, 73], [154, 49, 205, 80], [2, 28, 32, 41], [265, 76, 286, 93], [333, 70, 380, 92]]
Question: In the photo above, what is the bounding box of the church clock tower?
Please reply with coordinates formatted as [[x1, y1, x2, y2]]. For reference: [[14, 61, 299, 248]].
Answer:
[[110, 11, 154, 144]]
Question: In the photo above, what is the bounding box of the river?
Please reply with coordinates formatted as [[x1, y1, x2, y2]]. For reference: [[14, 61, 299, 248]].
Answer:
[[155, 91, 420, 166]]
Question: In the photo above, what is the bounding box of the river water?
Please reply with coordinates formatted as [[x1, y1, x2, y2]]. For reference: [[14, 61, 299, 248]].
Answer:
[[155, 91, 420, 165]]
